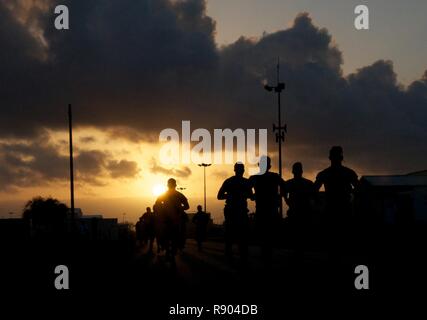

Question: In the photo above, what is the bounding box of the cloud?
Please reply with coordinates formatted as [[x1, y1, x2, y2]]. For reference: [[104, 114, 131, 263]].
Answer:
[[107, 159, 140, 179], [79, 136, 96, 144], [0, 134, 68, 191], [150, 159, 192, 178], [0, 1, 426, 183], [215, 13, 427, 174], [0, 136, 141, 190], [73, 149, 108, 185], [0, 0, 219, 137]]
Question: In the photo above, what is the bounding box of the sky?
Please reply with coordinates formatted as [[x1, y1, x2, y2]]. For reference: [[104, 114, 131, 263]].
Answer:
[[207, 0, 427, 85], [0, 0, 426, 223]]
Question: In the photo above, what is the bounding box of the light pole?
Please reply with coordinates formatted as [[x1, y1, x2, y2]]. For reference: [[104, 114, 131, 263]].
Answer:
[[264, 58, 286, 217], [198, 163, 211, 213]]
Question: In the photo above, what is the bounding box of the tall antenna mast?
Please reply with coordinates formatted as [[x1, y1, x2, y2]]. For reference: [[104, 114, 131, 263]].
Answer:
[[264, 57, 286, 217]]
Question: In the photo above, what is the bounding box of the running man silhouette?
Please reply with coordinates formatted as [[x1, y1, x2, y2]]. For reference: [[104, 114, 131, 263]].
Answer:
[[154, 178, 189, 265], [217, 162, 253, 263], [192, 205, 210, 252], [249, 156, 286, 265], [285, 162, 315, 222], [284, 162, 315, 252], [314, 146, 359, 253], [314, 146, 358, 220], [141, 207, 156, 254], [135, 215, 144, 247]]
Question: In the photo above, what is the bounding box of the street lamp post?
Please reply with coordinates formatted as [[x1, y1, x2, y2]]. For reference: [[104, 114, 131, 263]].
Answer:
[[198, 163, 211, 213], [264, 58, 286, 217]]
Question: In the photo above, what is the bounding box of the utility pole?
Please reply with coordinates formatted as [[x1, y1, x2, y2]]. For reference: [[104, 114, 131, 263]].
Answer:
[[264, 58, 286, 217], [68, 104, 75, 220]]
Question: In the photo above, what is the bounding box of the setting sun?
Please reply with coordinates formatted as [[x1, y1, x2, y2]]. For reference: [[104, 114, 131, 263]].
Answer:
[[152, 184, 167, 197]]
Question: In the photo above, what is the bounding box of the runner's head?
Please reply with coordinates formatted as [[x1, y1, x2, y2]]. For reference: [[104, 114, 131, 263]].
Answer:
[[292, 162, 303, 178], [167, 178, 177, 190], [258, 155, 271, 174], [234, 162, 245, 177], [329, 146, 343, 166]]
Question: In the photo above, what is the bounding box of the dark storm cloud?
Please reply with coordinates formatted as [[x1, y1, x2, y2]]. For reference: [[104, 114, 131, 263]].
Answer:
[[0, 1, 426, 183], [216, 14, 427, 174], [0, 0, 219, 137]]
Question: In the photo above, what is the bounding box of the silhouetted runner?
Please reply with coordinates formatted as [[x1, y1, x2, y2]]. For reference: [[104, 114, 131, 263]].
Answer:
[[141, 207, 156, 254], [284, 162, 315, 252], [314, 146, 359, 253], [314, 146, 358, 220], [154, 178, 189, 266], [153, 202, 164, 254], [135, 215, 144, 246], [192, 205, 210, 252], [249, 156, 286, 265], [179, 211, 189, 252], [217, 162, 253, 263]]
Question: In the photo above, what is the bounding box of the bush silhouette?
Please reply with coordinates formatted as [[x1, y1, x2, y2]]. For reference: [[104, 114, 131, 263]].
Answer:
[[22, 196, 68, 236]]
